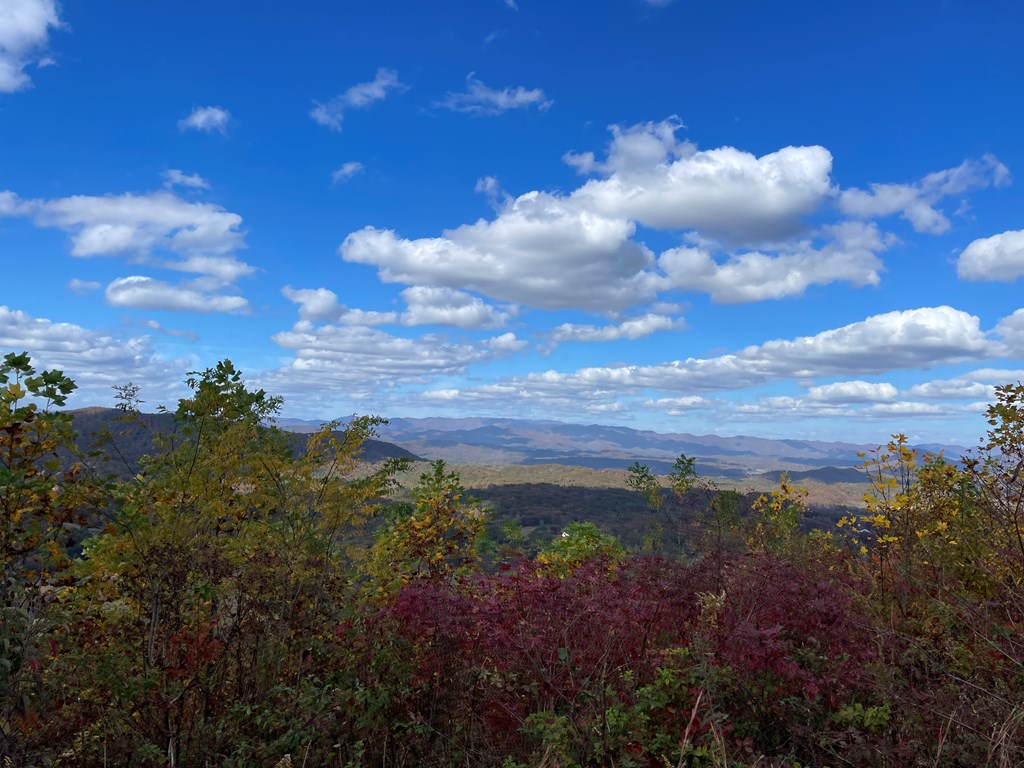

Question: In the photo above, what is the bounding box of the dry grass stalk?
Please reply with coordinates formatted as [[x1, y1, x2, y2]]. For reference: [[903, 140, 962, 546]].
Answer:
[[676, 689, 705, 768], [987, 706, 1024, 768]]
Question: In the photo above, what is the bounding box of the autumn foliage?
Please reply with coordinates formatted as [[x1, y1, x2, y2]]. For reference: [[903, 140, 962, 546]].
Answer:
[[3, 351, 1024, 767]]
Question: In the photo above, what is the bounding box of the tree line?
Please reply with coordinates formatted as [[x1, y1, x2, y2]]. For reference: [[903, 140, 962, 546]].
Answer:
[[2, 351, 1024, 767]]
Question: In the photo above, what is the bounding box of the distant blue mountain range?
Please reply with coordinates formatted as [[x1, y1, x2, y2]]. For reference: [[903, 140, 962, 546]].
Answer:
[[276, 416, 967, 479]]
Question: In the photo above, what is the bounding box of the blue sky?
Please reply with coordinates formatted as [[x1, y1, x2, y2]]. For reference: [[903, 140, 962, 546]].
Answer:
[[2, 0, 1023, 444]]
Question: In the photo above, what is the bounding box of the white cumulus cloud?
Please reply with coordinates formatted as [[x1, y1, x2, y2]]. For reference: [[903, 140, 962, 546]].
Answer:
[[400, 286, 509, 329], [486, 332, 528, 353], [338, 119, 856, 313], [162, 170, 210, 190], [3, 189, 246, 260], [106, 276, 249, 314], [569, 118, 834, 242], [67, 278, 100, 295], [447, 306, 995, 406], [272, 323, 491, 380], [739, 306, 992, 379], [861, 402, 946, 418], [3, 186, 255, 314], [281, 286, 398, 325], [0, 0, 61, 93], [550, 313, 684, 344], [838, 155, 1010, 234], [341, 191, 655, 311], [0, 190, 21, 215], [958, 229, 1024, 282], [0, 305, 187, 404], [436, 74, 552, 116], [994, 308, 1024, 355], [335, 120, 1015, 319], [806, 380, 898, 403], [161, 255, 255, 286], [331, 161, 364, 185], [311, 68, 405, 131], [645, 395, 713, 416], [263, 320, 529, 412], [732, 397, 853, 421], [283, 285, 513, 335], [178, 106, 231, 135], [657, 221, 891, 303], [906, 373, 1007, 401]]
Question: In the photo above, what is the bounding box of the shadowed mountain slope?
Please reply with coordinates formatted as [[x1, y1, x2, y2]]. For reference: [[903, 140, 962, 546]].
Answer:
[[67, 408, 420, 479]]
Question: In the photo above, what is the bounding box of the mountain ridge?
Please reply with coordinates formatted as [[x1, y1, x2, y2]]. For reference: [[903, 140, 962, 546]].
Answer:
[[65, 408, 421, 479], [277, 415, 967, 479]]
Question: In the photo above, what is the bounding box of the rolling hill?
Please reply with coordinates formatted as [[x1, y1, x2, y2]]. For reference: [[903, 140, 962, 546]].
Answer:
[[358, 417, 966, 479], [66, 408, 420, 479]]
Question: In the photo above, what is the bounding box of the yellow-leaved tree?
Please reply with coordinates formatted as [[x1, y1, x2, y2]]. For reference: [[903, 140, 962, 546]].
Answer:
[[838, 434, 987, 610], [364, 459, 488, 593], [0, 352, 103, 761], [747, 472, 810, 557], [965, 383, 1024, 585], [57, 360, 407, 766]]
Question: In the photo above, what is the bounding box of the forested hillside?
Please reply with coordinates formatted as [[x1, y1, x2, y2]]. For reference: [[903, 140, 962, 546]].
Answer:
[[65, 406, 421, 480], [3, 351, 1024, 767]]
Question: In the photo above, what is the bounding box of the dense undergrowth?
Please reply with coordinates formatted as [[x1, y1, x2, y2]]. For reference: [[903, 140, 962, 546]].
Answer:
[[3, 350, 1024, 767]]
